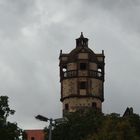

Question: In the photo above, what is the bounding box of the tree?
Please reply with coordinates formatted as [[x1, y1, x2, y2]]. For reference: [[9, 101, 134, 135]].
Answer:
[[52, 109, 104, 140], [50, 110, 140, 140], [83, 113, 140, 140], [0, 96, 21, 140]]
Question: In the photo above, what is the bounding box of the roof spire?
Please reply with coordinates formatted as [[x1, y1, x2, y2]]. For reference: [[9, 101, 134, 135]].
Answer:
[[80, 32, 84, 38]]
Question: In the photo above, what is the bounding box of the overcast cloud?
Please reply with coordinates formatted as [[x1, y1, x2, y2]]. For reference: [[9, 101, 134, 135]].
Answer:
[[0, 0, 140, 129]]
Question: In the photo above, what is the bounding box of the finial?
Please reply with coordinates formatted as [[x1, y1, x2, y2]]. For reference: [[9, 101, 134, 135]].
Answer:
[[80, 32, 84, 38]]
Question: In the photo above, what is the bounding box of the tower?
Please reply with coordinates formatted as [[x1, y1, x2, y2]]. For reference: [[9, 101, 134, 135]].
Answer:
[[59, 33, 105, 115]]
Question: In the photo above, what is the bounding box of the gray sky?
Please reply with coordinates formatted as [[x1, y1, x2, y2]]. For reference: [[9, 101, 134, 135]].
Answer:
[[0, 0, 140, 129]]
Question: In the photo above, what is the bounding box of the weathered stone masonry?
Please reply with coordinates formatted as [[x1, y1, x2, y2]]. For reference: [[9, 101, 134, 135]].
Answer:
[[59, 33, 105, 115]]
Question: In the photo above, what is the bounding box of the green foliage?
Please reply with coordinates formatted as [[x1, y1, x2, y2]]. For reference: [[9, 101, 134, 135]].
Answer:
[[84, 113, 140, 140], [126, 113, 140, 137], [0, 96, 22, 140], [50, 110, 140, 140], [52, 109, 103, 140]]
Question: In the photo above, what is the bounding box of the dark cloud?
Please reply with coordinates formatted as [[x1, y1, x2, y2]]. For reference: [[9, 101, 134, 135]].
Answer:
[[0, 0, 140, 129], [0, 0, 38, 38], [83, 0, 140, 33]]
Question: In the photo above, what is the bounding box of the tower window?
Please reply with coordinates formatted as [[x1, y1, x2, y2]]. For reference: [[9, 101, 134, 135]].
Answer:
[[80, 63, 87, 70], [62, 68, 67, 72], [80, 82, 87, 89], [92, 102, 97, 108], [97, 68, 102, 77], [65, 104, 69, 110]]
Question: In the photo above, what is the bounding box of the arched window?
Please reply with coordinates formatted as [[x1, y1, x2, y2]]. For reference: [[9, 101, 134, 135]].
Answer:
[[65, 104, 69, 110], [62, 68, 67, 72], [92, 102, 97, 108], [97, 68, 102, 77]]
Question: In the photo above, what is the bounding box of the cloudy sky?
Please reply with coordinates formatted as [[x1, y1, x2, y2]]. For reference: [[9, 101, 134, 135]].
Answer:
[[0, 0, 140, 129]]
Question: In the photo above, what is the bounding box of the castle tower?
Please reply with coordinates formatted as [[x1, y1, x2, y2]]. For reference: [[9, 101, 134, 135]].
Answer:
[[59, 33, 105, 114]]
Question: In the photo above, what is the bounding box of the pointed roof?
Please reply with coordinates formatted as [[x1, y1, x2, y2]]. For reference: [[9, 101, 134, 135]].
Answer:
[[80, 32, 84, 38], [123, 107, 133, 117], [67, 33, 97, 62]]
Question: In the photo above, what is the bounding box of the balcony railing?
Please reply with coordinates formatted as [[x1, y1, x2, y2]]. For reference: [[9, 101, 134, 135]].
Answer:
[[64, 70, 77, 78], [62, 70, 103, 80]]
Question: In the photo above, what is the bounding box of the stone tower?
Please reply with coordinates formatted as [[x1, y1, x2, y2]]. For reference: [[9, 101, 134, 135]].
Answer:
[[59, 33, 105, 114]]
